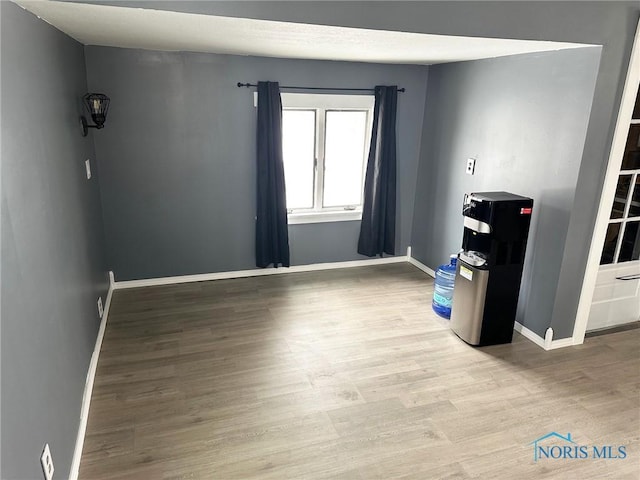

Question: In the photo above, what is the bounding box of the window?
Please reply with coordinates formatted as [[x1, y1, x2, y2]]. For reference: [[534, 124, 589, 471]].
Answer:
[[281, 93, 374, 224], [600, 89, 640, 265]]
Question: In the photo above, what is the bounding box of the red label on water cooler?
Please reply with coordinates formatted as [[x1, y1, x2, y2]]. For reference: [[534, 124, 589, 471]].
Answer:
[[520, 207, 532, 215]]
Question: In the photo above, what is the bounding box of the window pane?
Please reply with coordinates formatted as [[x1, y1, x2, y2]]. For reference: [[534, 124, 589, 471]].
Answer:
[[619, 221, 640, 262], [282, 110, 315, 209], [610, 175, 631, 219], [600, 223, 620, 265], [621, 125, 640, 170], [632, 85, 640, 120], [629, 176, 640, 218], [323, 111, 368, 208]]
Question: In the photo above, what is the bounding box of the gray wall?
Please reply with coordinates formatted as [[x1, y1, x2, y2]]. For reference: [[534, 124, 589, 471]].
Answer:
[[97, 1, 638, 339], [1, 3, 108, 479], [85, 47, 428, 281], [411, 48, 601, 338]]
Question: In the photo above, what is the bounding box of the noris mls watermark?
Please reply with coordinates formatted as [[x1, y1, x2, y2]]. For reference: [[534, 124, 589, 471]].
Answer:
[[529, 432, 627, 462]]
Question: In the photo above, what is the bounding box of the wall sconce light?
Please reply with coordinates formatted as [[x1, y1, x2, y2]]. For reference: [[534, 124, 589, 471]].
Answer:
[[81, 93, 110, 136]]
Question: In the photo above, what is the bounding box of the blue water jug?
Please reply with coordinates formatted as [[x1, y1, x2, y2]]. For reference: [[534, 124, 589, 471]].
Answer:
[[432, 254, 457, 319]]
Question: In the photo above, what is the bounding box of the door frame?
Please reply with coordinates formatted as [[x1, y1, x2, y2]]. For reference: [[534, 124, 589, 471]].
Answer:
[[573, 17, 640, 345]]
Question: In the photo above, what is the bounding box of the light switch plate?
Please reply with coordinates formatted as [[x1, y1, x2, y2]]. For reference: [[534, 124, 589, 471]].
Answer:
[[466, 158, 476, 175]]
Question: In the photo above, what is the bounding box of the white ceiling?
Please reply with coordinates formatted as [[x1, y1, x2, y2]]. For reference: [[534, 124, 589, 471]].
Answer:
[[16, 0, 591, 65]]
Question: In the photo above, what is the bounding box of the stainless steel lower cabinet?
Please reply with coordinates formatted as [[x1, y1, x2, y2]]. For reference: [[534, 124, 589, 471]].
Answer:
[[450, 261, 489, 345]]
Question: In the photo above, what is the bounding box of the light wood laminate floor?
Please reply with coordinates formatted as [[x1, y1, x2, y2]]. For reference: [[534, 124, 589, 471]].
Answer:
[[79, 264, 640, 479]]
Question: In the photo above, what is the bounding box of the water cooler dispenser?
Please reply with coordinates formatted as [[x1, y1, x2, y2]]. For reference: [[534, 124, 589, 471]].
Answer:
[[450, 192, 533, 346]]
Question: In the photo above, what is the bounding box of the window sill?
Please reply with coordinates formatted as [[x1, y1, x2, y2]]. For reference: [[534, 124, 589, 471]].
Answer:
[[288, 210, 362, 225]]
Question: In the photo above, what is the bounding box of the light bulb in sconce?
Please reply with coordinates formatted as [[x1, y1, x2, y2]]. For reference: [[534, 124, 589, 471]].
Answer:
[[80, 93, 110, 137]]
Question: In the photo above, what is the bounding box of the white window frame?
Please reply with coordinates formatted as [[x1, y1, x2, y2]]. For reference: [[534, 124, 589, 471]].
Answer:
[[280, 93, 374, 224], [604, 167, 640, 264]]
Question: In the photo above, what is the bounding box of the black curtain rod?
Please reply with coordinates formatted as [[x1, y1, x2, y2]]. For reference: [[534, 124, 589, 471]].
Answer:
[[237, 82, 405, 93]]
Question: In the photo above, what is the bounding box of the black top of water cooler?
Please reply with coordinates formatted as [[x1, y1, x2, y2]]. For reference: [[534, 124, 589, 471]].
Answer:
[[469, 191, 531, 203], [464, 191, 533, 240]]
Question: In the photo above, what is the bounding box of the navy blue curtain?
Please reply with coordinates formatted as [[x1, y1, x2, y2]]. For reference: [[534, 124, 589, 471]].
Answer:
[[255, 81, 290, 268], [358, 85, 397, 257]]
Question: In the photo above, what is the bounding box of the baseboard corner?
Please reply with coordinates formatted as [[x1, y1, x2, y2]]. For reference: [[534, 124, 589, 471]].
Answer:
[[406, 251, 435, 278], [514, 322, 577, 350]]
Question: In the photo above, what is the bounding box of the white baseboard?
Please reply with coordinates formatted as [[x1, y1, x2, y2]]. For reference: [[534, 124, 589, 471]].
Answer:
[[514, 322, 546, 349], [406, 254, 436, 278], [69, 270, 115, 480], [514, 322, 576, 350], [113, 256, 408, 289], [548, 337, 576, 349]]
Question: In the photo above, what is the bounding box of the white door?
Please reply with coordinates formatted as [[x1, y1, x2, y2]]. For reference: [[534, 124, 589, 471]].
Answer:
[[587, 92, 640, 331]]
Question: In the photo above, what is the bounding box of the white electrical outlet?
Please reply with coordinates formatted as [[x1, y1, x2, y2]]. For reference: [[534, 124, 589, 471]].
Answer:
[[41, 444, 54, 480], [85, 159, 92, 179], [97, 297, 104, 318], [466, 158, 476, 175]]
